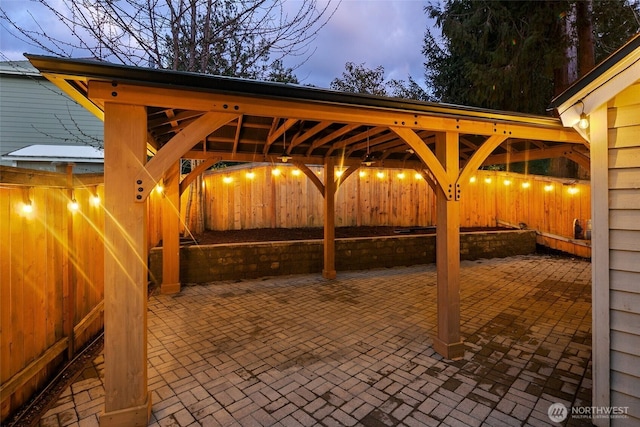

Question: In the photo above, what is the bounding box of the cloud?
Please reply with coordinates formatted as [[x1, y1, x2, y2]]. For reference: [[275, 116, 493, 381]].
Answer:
[[1, 0, 433, 87], [294, 0, 431, 87]]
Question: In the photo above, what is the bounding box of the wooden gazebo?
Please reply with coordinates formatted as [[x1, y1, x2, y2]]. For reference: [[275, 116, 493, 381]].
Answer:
[[27, 55, 585, 426]]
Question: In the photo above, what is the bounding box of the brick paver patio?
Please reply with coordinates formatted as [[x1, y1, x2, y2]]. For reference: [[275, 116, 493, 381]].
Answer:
[[37, 254, 592, 426]]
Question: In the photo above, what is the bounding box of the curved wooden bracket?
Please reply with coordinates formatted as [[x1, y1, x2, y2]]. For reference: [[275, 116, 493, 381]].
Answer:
[[134, 112, 237, 202], [179, 157, 221, 196], [415, 168, 438, 192], [336, 164, 359, 189], [457, 135, 507, 199], [390, 126, 452, 199], [294, 162, 325, 196]]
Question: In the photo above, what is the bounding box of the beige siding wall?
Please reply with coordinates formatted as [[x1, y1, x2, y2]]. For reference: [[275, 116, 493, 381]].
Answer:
[[607, 81, 640, 420]]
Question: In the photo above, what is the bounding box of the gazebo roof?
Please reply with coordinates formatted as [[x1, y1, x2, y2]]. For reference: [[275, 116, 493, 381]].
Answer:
[[26, 54, 585, 170]]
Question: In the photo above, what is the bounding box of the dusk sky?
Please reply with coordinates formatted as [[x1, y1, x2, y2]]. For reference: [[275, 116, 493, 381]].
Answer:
[[0, 0, 433, 89]]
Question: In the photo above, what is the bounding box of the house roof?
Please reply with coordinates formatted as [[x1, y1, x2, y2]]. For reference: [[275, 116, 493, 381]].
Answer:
[[550, 32, 640, 110], [0, 60, 40, 77], [2, 144, 104, 163], [550, 32, 640, 134], [25, 54, 585, 170]]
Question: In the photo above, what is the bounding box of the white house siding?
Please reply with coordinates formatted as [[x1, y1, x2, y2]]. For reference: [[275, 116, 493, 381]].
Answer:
[[0, 62, 103, 163], [607, 81, 640, 425]]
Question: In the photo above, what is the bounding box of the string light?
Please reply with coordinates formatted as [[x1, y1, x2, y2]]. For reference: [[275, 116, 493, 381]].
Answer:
[[376, 171, 385, 179], [271, 168, 281, 176], [414, 173, 423, 180], [336, 170, 344, 178], [568, 186, 579, 195], [292, 169, 301, 176], [22, 187, 33, 214], [521, 181, 531, 189], [223, 176, 233, 184], [90, 194, 101, 206], [22, 201, 33, 214], [544, 184, 554, 192], [359, 170, 367, 177], [397, 172, 405, 180], [155, 184, 164, 194], [246, 171, 255, 179], [69, 198, 79, 212], [503, 179, 512, 186], [484, 177, 492, 184], [469, 176, 477, 183]]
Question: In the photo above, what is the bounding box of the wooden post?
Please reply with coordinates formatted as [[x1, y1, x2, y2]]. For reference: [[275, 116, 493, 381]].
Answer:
[[161, 161, 181, 294], [323, 157, 337, 279], [100, 103, 152, 426], [432, 132, 465, 360], [64, 164, 76, 359]]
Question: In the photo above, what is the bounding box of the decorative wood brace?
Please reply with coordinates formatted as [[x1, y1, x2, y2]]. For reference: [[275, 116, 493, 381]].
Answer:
[[134, 112, 237, 202], [390, 126, 454, 200], [456, 135, 508, 200]]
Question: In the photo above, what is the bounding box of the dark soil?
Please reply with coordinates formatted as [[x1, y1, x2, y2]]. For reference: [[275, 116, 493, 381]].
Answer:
[[188, 226, 512, 245]]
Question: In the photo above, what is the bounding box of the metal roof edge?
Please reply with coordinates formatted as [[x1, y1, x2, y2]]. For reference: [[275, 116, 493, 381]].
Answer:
[[549, 32, 640, 110], [25, 54, 567, 129]]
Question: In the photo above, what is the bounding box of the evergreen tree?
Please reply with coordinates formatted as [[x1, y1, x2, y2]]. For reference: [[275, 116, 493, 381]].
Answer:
[[423, 0, 640, 114], [424, 0, 568, 114]]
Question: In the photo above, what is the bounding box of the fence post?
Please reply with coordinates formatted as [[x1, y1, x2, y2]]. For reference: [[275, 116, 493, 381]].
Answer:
[[64, 164, 76, 359]]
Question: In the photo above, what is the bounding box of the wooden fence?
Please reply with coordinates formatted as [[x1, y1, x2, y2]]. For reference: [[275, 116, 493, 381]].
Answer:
[[0, 166, 167, 422], [0, 163, 590, 421], [0, 167, 105, 420], [202, 164, 591, 257]]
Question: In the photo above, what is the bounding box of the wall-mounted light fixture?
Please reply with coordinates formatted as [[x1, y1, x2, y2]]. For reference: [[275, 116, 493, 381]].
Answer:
[[577, 100, 589, 130]]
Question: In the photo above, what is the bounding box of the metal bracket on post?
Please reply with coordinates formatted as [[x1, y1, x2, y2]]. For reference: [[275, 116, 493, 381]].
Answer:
[[455, 183, 462, 201], [135, 179, 145, 201]]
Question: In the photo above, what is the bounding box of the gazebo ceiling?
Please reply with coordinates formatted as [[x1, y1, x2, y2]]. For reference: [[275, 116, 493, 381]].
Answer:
[[26, 54, 586, 169]]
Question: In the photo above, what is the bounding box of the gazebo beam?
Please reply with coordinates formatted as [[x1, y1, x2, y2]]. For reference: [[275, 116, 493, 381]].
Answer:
[[88, 81, 585, 143], [101, 103, 151, 426]]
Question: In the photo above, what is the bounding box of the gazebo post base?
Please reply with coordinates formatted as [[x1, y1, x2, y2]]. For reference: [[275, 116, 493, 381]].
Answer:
[[433, 337, 465, 360], [322, 269, 337, 279], [161, 282, 181, 294], [100, 392, 152, 427]]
